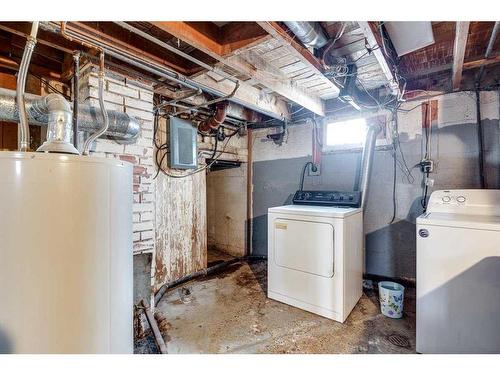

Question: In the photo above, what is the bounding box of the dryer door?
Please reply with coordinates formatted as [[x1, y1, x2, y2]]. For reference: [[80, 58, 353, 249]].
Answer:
[[273, 218, 334, 277]]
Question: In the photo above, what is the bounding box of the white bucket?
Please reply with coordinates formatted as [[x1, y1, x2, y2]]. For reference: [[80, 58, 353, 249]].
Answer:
[[378, 281, 404, 319]]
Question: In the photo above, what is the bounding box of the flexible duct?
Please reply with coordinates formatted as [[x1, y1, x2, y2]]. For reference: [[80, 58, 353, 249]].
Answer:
[[358, 124, 381, 211], [283, 22, 329, 49], [0, 88, 140, 141], [17, 21, 39, 151]]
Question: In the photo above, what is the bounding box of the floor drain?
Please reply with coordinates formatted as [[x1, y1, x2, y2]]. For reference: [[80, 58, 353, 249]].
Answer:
[[387, 334, 410, 348]]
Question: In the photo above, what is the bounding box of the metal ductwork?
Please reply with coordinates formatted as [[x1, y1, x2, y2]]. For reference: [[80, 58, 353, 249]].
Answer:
[[0, 88, 141, 143], [283, 22, 329, 49], [36, 93, 78, 154], [357, 124, 381, 211]]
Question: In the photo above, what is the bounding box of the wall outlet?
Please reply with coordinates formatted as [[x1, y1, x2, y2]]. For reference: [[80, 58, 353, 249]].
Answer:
[[308, 163, 321, 176]]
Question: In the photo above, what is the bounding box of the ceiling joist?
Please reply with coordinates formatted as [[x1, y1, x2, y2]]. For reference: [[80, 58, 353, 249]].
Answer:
[[357, 21, 401, 96], [151, 21, 325, 116], [452, 22, 470, 91]]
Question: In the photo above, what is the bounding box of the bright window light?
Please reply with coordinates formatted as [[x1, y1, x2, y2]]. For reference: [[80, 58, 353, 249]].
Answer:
[[325, 118, 367, 147]]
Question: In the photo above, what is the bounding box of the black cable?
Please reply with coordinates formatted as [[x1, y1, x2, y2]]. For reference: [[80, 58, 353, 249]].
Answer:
[[299, 161, 316, 191], [210, 129, 219, 159], [421, 171, 430, 211]]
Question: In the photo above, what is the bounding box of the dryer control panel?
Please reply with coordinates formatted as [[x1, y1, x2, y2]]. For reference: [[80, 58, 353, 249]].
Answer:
[[292, 190, 361, 208]]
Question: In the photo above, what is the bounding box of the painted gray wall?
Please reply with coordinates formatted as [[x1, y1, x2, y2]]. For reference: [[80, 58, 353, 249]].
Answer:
[[252, 119, 499, 280]]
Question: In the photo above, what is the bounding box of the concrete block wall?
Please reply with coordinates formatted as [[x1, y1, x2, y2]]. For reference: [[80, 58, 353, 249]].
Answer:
[[250, 91, 500, 280]]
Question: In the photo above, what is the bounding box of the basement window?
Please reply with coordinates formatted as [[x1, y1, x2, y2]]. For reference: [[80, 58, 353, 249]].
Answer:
[[324, 117, 367, 149]]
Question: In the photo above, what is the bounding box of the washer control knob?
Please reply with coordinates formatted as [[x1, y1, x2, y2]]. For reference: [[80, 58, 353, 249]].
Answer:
[[442, 196, 451, 203], [457, 196, 466, 203]]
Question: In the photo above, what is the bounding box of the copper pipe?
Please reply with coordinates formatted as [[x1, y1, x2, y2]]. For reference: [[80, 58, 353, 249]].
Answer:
[[0, 55, 18, 69]]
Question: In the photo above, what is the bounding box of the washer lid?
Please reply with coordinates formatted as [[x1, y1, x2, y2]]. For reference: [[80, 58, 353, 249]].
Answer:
[[268, 204, 362, 218], [417, 212, 500, 231]]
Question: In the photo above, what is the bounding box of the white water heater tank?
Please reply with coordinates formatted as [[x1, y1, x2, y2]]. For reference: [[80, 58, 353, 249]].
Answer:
[[0, 152, 133, 353]]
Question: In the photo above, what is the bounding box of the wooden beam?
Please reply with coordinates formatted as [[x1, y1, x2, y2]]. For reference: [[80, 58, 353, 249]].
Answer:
[[191, 72, 290, 120], [452, 22, 470, 91], [256, 22, 328, 73], [357, 21, 400, 96], [403, 55, 500, 81], [219, 22, 272, 56], [151, 21, 325, 115], [151, 22, 223, 58]]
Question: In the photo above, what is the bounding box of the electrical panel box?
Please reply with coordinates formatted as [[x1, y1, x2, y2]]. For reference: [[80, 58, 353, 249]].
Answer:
[[168, 117, 198, 169]]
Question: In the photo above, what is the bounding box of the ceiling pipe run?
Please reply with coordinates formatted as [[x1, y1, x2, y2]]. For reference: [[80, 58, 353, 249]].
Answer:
[[0, 88, 140, 142], [41, 22, 287, 121], [283, 22, 329, 49]]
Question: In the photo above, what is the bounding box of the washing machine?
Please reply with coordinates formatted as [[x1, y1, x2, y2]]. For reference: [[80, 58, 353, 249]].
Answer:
[[267, 204, 363, 322], [416, 189, 500, 353]]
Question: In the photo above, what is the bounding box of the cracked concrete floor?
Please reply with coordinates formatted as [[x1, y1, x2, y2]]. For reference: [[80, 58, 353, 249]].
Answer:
[[146, 259, 416, 354]]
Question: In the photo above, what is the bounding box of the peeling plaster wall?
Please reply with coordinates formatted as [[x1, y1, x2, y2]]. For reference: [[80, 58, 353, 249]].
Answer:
[[251, 91, 500, 280], [155, 166, 207, 288], [154, 121, 248, 289], [207, 163, 248, 257]]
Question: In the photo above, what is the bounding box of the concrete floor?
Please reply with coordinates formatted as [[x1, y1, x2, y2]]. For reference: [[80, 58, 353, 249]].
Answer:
[[137, 258, 416, 354]]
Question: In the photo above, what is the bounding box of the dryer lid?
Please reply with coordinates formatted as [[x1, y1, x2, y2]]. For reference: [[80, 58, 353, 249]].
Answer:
[[268, 204, 362, 218]]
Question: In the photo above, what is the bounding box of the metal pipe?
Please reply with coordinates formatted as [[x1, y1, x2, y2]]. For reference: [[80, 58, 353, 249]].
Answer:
[[174, 82, 239, 116], [477, 21, 500, 85], [82, 53, 109, 155], [359, 124, 381, 211], [139, 300, 167, 354], [283, 21, 329, 49], [72, 51, 81, 148], [198, 102, 229, 133], [114, 22, 239, 85], [43, 22, 285, 121], [0, 88, 140, 141], [36, 93, 79, 154], [16, 21, 39, 151]]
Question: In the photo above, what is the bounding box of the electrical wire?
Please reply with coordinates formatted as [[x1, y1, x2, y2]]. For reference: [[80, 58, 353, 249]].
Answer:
[[299, 161, 316, 191], [152, 109, 241, 179]]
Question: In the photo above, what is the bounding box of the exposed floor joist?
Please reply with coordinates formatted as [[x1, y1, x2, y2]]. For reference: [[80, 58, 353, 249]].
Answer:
[[150, 21, 325, 116], [257, 21, 340, 101], [452, 22, 470, 91], [357, 21, 401, 96]]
